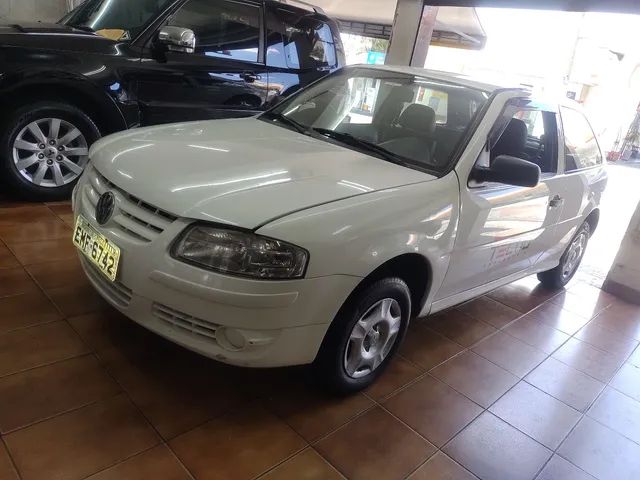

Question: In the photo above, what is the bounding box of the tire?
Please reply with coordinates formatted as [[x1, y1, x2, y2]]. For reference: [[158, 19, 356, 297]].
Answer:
[[0, 101, 101, 201], [314, 278, 411, 394], [538, 222, 591, 289]]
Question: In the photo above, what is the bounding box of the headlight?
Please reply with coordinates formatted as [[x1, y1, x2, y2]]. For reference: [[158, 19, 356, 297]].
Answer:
[[172, 225, 308, 280]]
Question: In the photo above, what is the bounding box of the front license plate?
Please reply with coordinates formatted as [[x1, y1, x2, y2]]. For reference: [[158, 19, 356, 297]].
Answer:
[[72, 215, 121, 282]]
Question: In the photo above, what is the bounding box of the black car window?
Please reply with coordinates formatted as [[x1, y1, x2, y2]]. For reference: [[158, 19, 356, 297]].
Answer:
[[266, 8, 337, 70], [61, 0, 174, 40], [560, 106, 602, 172], [169, 0, 261, 63]]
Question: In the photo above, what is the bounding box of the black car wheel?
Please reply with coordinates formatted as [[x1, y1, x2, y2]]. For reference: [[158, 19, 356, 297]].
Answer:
[[1, 101, 100, 201], [314, 278, 411, 394], [538, 222, 591, 289]]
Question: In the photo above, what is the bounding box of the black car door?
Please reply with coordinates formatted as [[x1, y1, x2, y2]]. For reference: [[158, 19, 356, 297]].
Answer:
[[136, 0, 269, 125]]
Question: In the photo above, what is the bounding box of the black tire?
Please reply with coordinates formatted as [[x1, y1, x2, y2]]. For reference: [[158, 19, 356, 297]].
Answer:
[[538, 222, 591, 289], [314, 278, 411, 394], [0, 101, 101, 201]]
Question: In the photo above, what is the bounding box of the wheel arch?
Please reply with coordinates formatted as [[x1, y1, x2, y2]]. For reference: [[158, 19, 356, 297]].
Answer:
[[585, 208, 600, 236], [346, 253, 432, 318], [0, 78, 128, 135]]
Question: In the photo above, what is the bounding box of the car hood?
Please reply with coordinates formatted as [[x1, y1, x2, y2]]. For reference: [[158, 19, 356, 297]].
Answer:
[[0, 22, 117, 54], [89, 118, 435, 228]]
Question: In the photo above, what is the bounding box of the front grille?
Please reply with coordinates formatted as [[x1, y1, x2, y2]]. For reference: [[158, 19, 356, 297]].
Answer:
[[80, 256, 133, 308], [83, 164, 177, 243], [152, 302, 220, 344]]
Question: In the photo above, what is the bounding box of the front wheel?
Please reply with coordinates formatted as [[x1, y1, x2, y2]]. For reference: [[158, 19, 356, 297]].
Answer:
[[538, 222, 591, 289], [0, 101, 100, 201], [314, 278, 411, 394]]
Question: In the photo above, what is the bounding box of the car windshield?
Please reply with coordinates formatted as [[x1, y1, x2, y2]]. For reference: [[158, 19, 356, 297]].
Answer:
[[60, 0, 173, 41], [262, 68, 489, 174]]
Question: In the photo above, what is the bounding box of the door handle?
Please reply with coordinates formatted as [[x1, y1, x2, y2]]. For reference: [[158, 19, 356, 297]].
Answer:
[[549, 195, 564, 208], [241, 71, 259, 83]]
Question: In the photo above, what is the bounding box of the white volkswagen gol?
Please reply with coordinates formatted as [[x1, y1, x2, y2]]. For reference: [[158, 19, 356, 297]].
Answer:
[[72, 65, 607, 393]]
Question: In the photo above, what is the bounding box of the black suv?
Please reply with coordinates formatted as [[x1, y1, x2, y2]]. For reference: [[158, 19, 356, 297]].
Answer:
[[0, 0, 344, 200]]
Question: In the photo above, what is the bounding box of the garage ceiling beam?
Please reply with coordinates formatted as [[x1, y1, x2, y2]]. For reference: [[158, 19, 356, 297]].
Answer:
[[423, 0, 640, 14]]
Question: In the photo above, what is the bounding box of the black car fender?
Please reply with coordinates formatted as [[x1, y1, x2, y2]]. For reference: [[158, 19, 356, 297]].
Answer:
[[0, 68, 137, 133]]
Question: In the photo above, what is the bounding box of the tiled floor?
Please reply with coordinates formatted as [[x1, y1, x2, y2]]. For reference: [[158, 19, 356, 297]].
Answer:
[[1, 201, 640, 480]]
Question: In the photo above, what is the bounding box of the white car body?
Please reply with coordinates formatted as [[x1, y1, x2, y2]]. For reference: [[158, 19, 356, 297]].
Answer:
[[72, 66, 607, 368]]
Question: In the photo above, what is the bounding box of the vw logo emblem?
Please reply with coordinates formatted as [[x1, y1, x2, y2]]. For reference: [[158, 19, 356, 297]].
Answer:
[[95, 192, 115, 225]]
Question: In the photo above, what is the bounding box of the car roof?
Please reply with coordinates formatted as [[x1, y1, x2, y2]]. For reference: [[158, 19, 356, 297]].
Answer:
[[349, 64, 529, 94]]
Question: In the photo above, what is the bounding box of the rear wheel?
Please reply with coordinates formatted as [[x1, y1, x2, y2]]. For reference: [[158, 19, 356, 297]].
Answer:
[[0, 101, 100, 201], [314, 278, 411, 394], [538, 222, 590, 289]]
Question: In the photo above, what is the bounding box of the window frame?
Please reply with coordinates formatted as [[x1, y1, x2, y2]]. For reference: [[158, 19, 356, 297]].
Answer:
[[141, 0, 266, 65], [558, 105, 604, 174], [470, 98, 560, 189]]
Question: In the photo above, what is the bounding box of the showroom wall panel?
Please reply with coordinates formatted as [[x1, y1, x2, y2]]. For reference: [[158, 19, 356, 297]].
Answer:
[[0, 0, 69, 22]]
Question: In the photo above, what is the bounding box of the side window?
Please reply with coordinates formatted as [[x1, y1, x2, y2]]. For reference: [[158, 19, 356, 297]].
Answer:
[[266, 8, 337, 70], [489, 108, 558, 174], [560, 107, 602, 172], [168, 0, 261, 63]]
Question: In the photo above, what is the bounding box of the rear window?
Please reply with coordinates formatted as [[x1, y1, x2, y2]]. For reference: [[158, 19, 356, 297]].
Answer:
[[266, 8, 337, 70]]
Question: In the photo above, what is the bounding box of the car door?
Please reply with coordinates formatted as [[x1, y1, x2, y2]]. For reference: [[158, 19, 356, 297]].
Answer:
[[435, 98, 566, 300], [136, 0, 270, 125]]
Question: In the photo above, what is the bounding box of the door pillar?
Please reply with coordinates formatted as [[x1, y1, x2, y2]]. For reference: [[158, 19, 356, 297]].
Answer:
[[385, 0, 438, 67]]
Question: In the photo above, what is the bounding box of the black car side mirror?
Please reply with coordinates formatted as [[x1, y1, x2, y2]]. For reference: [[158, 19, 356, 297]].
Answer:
[[472, 155, 541, 188], [157, 26, 196, 54]]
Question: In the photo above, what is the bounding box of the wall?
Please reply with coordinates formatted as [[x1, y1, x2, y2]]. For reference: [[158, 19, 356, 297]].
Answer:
[[604, 200, 640, 304], [0, 0, 68, 23]]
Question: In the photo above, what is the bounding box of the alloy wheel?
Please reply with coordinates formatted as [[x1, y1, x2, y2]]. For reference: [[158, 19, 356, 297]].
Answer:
[[562, 230, 588, 280], [12, 117, 89, 188]]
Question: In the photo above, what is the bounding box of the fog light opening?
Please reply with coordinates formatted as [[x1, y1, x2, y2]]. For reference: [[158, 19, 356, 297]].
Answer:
[[216, 327, 247, 352]]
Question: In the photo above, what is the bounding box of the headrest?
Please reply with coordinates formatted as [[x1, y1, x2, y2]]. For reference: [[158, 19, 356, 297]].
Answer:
[[493, 118, 528, 158], [398, 104, 436, 136]]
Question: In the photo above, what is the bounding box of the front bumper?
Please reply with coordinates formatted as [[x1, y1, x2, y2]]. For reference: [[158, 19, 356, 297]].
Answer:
[[74, 166, 360, 367]]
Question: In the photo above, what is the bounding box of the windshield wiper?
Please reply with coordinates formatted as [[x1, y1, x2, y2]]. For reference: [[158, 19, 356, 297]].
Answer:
[[312, 128, 407, 166], [266, 112, 308, 134]]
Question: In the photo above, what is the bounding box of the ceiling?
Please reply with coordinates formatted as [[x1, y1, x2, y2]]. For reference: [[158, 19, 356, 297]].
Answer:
[[308, 0, 640, 50], [418, 0, 640, 13], [313, 0, 640, 17], [311, 1, 486, 49]]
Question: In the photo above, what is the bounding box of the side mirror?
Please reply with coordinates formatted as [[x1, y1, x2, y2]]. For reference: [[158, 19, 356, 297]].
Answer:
[[472, 155, 541, 188], [157, 26, 196, 53]]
